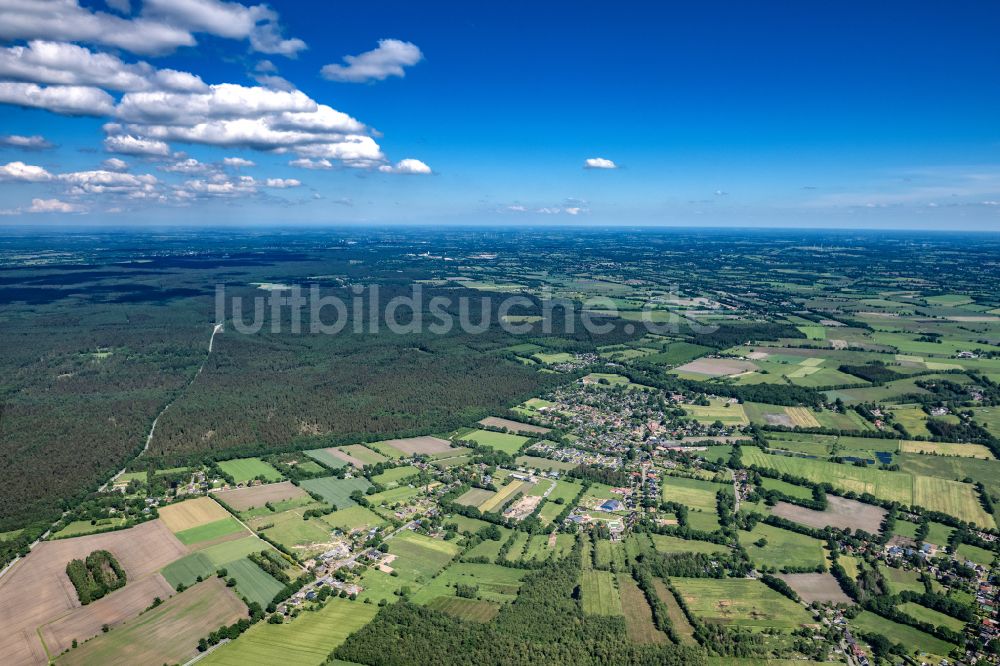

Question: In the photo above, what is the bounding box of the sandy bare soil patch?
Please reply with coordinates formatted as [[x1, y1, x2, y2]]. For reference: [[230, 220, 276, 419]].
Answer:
[[478, 416, 550, 435], [0, 520, 187, 665], [771, 495, 886, 534], [504, 495, 542, 521], [379, 435, 453, 455], [157, 496, 230, 532], [378, 553, 398, 573], [776, 573, 852, 604], [215, 480, 308, 511], [675, 358, 758, 377], [40, 573, 175, 654], [59, 577, 245, 666]]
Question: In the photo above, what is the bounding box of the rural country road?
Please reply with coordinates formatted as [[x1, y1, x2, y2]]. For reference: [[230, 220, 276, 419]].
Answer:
[[0, 323, 223, 581], [730, 469, 740, 513]]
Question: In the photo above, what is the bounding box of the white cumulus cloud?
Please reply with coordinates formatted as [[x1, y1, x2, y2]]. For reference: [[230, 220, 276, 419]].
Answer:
[[28, 198, 83, 213], [0, 41, 208, 93], [102, 157, 129, 170], [59, 169, 158, 197], [583, 157, 617, 169], [0, 0, 305, 57], [223, 157, 255, 167], [264, 177, 300, 188], [103, 134, 171, 156], [0, 134, 54, 150], [289, 157, 331, 170], [162, 157, 212, 173], [0, 82, 114, 116], [378, 158, 432, 175], [0, 161, 53, 182], [321, 39, 423, 83]]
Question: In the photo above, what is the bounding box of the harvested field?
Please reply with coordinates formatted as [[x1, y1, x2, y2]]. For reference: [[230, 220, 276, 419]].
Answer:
[[0, 520, 187, 665], [215, 481, 308, 511], [673, 357, 758, 377], [157, 496, 230, 532], [617, 573, 667, 645], [771, 495, 886, 534], [651, 578, 697, 645], [40, 573, 175, 655], [427, 596, 500, 622], [59, 578, 246, 666], [785, 407, 821, 428], [912, 475, 995, 528], [477, 416, 551, 435], [746, 403, 824, 427], [776, 573, 852, 604], [900, 440, 995, 459], [371, 436, 453, 457]]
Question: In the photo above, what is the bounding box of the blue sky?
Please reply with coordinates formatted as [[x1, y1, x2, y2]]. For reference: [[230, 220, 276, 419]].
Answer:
[[0, 1, 998, 228]]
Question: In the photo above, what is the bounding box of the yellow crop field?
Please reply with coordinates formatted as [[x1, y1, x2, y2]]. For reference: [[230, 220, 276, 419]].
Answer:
[[479, 480, 530, 513], [900, 440, 994, 459], [912, 476, 996, 529], [785, 407, 821, 428], [158, 497, 231, 532]]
